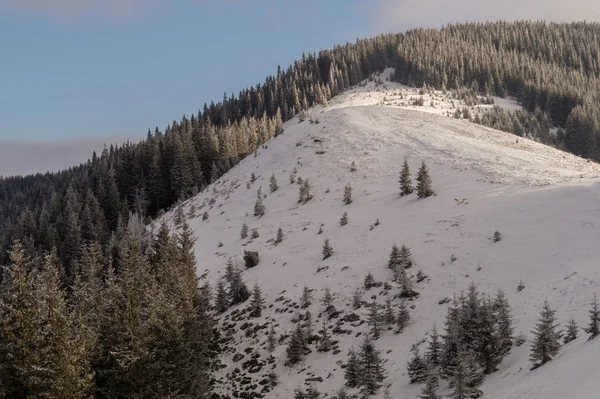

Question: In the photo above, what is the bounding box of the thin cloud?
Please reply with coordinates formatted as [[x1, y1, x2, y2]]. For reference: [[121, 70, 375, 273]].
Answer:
[[367, 0, 600, 33], [0, 0, 156, 20]]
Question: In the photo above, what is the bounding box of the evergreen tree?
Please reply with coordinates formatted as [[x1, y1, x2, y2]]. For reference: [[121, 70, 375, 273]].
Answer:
[[298, 179, 313, 203], [317, 321, 332, 352], [358, 336, 387, 395], [368, 300, 382, 339], [336, 387, 350, 399], [303, 310, 314, 340], [419, 373, 441, 399], [352, 287, 363, 310], [344, 348, 361, 388], [306, 386, 321, 399], [564, 316, 579, 344], [229, 267, 250, 306], [426, 324, 441, 369], [343, 184, 353, 205], [340, 212, 348, 226], [388, 244, 401, 269], [286, 322, 305, 365], [396, 300, 411, 333], [584, 293, 600, 339], [530, 300, 562, 368], [407, 346, 428, 383], [364, 272, 375, 290], [241, 223, 249, 239], [254, 187, 266, 217], [476, 297, 501, 374], [321, 287, 334, 311], [399, 157, 414, 196], [384, 295, 396, 325], [447, 350, 483, 399], [275, 227, 284, 244], [399, 244, 413, 269], [249, 281, 265, 317], [416, 161, 435, 198], [301, 285, 313, 309], [322, 239, 334, 260], [267, 324, 277, 352], [493, 289, 514, 356], [270, 173, 279, 192], [215, 276, 229, 314]]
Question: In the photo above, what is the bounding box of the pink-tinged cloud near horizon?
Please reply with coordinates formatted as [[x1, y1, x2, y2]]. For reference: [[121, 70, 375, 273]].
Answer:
[[369, 0, 600, 33], [0, 0, 155, 19]]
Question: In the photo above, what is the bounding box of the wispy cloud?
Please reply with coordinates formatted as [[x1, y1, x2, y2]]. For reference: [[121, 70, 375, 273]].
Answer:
[[366, 0, 600, 33], [0, 0, 157, 20]]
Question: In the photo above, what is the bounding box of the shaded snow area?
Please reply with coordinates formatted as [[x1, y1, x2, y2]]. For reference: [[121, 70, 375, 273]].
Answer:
[[161, 77, 600, 398]]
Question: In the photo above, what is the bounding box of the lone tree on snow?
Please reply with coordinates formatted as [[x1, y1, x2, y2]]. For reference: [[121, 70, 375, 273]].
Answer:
[[530, 300, 562, 368], [399, 157, 414, 197], [322, 239, 334, 260], [416, 160, 435, 198]]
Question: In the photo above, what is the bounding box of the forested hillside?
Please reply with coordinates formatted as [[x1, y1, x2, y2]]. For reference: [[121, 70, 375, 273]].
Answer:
[[2, 21, 600, 398]]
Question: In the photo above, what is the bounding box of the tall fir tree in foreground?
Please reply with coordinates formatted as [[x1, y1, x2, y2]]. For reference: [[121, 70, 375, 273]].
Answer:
[[399, 157, 414, 197], [249, 281, 265, 318], [407, 346, 428, 383], [416, 161, 435, 198], [358, 336, 387, 395], [585, 293, 600, 339], [447, 350, 483, 399], [286, 322, 306, 366], [344, 348, 361, 388], [530, 300, 562, 368], [419, 372, 440, 399]]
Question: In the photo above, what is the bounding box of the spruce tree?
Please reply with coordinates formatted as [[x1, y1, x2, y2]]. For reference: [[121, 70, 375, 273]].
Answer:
[[254, 187, 266, 217], [419, 372, 441, 399], [343, 184, 353, 205], [368, 300, 382, 339], [270, 173, 279, 192], [584, 293, 600, 339], [358, 336, 387, 395], [336, 387, 350, 399], [303, 310, 314, 340], [340, 212, 348, 226], [229, 267, 250, 306], [493, 289, 514, 356], [564, 316, 579, 344], [416, 161, 435, 198], [396, 300, 411, 333], [321, 287, 334, 311], [249, 281, 265, 317], [407, 346, 428, 383], [426, 324, 441, 369], [306, 386, 321, 399], [476, 297, 501, 374], [384, 295, 396, 325], [241, 223, 249, 239], [322, 239, 334, 260], [215, 276, 229, 314], [317, 321, 332, 352], [388, 244, 401, 269], [364, 272, 375, 290], [530, 300, 562, 368], [298, 179, 313, 203], [267, 324, 277, 352], [286, 322, 305, 365], [352, 287, 363, 310], [275, 227, 284, 244], [447, 350, 483, 399], [399, 157, 414, 196], [301, 285, 313, 309], [399, 244, 413, 269], [344, 348, 361, 388]]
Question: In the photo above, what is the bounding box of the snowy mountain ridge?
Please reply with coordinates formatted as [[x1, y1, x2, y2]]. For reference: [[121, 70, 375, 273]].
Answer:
[[163, 70, 600, 399]]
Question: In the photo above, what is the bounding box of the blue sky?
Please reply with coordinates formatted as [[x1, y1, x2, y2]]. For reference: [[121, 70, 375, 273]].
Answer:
[[0, 0, 374, 140], [1, 0, 597, 141]]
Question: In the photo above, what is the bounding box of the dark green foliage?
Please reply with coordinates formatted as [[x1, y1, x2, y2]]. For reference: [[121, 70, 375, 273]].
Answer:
[[340, 212, 348, 226], [399, 157, 414, 196], [419, 373, 440, 399], [344, 348, 361, 388], [447, 350, 483, 399], [243, 250, 260, 268], [321, 287, 334, 311], [492, 230, 502, 243], [249, 281, 265, 318], [388, 244, 400, 269], [416, 161, 435, 198], [322, 239, 333, 260], [364, 272, 375, 290], [317, 321, 332, 352], [215, 277, 229, 314], [286, 322, 305, 366], [352, 287, 362, 310], [275, 227, 284, 244], [530, 300, 562, 368], [564, 316, 579, 344], [343, 184, 353, 204], [298, 179, 313, 203], [269, 173, 278, 193], [358, 336, 387, 395], [300, 285, 313, 309], [241, 223, 249, 239], [407, 346, 428, 383], [368, 300, 382, 340], [254, 187, 266, 217], [426, 324, 441, 369], [396, 300, 411, 333], [267, 324, 277, 352], [584, 293, 600, 339]]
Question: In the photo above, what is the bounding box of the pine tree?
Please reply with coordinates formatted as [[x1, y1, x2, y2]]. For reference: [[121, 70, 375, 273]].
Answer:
[[249, 281, 265, 317], [318, 321, 332, 352], [268, 324, 277, 352], [447, 350, 483, 399], [275, 227, 284, 244], [407, 346, 428, 383], [399, 157, 414, 196], [298, 179, 313, 203], [476, 297, 501, 374], [419, 372, 441, 399], [254, 187, 266, 216], [322, 239, 334, 260], [352, 287, 363, 310], [270, 173, 279, 192], [241, 223, 249, 239], [396, 300, 411, 333], [384, 295, 396, 325], [493, 289, 514, 356], [584, 293, 600, 339], [368, 300, 382, 339], [251, 228, 259, 239], [174, 203, 185, 226], [426, 324, 441, 369], [321, 287, 334, 311], [286, 322, 305, 365], [340, 212, 348, 226], [306, 386, 321, 399], [364, 272, 375, 290], [301, 285, 313, 309], [399, 244, 414, 269], [343, 184, 353, 205], [564, 316, 579, 344], [388, 244, 401, 269], [215, 276, 229, 314], [336, 387, 350, 399], [303, 310, 314, 340], [530, 300, 562, 368], [416, 161, 435, 198], [358, 336, 387, 395], [229, 267, 250, 306], [344, 348, 361, 388]]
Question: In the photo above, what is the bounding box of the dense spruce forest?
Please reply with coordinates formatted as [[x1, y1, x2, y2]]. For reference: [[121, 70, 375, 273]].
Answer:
[[3, 20, 600, 398]]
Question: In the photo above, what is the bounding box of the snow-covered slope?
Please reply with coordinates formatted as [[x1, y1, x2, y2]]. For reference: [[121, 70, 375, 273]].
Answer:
[[163, 74, 600, 398]]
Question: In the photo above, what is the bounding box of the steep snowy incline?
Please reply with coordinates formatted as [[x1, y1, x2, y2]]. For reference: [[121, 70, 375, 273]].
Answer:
[[162, 91, 600, 398]]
